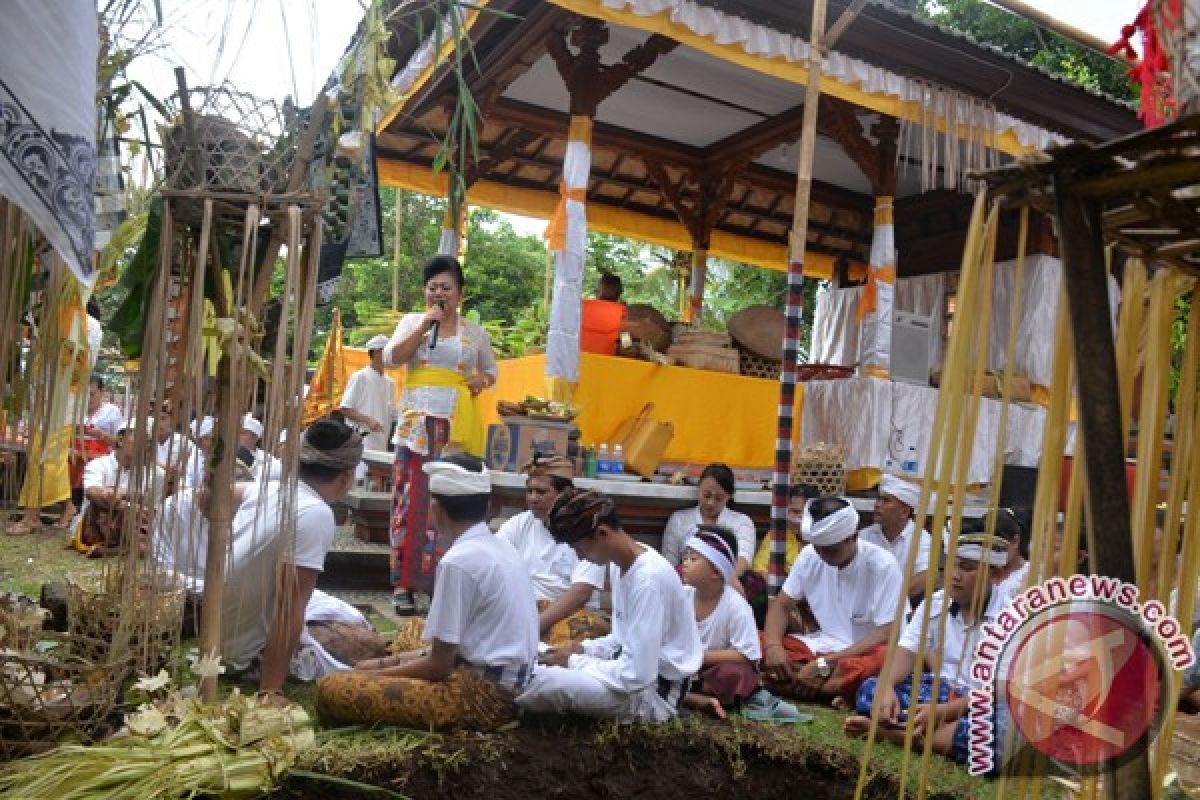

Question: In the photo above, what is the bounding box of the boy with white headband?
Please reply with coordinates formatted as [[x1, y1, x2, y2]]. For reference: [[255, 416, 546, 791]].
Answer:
[[679, 525, 764, 717], [860, 474, 933, 603], [762, 496, 902, 704], [318, 453, 540, 730], [844, 526, 1012, 767], [516, 488, 703, 722]]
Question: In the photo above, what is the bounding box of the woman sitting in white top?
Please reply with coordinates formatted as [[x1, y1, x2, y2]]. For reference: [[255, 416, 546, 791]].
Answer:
[[662, 464, 756, 585]]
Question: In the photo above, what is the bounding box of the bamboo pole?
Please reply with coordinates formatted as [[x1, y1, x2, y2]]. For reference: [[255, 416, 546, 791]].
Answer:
[[767, 0, 835, 594], [392, 188, 402, 312]]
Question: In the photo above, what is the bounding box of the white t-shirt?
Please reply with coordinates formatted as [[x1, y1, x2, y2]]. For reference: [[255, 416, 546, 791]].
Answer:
[[81, 453, 166, 504], [781, 540, 903, 653], [495, 511, 606, 603], [568, 547, 704, 690], [996, 561, 1031, 598], [340, 365, 397, 452], [691, 584, 761, 661], [221, 480, 337, 670], [422, 524, 539, 670], [84, 402, 125, 438], [151, 489, 208, 591], [899, 585, 1012, 690], [662, 506, 756, 567], [859, 520, 932, 576]]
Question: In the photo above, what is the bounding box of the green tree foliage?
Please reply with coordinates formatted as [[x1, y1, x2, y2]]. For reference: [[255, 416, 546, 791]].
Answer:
[[916, 0, 1136, 101]]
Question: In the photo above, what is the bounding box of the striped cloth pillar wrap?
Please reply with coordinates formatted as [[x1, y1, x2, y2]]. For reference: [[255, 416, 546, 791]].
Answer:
[[768, 261, 806, 592]]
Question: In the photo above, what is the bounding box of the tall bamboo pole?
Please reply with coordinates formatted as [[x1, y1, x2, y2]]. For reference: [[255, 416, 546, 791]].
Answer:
[[392, 188, 402, 312], [767, 0, 829, 593]]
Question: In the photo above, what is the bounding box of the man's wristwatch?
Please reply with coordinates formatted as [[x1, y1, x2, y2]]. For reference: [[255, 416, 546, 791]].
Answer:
[[815, 656, 832, 678]]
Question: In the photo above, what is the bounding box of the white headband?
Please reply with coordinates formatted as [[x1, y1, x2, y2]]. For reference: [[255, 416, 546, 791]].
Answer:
[[879, 473, 920, 510], [803, 501, 859, 546], [946, 531, 1009, 567], [685, 534, 735, 583], [423, 461, 491, 496], [192, 416, 215, 439], [241, 414, 263, 439]]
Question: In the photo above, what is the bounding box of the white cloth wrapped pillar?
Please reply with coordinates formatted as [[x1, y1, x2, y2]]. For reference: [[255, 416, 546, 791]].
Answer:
[[856, 196, 896, 378], [544, 116, 593, 401], [437, 206, 461, 257]]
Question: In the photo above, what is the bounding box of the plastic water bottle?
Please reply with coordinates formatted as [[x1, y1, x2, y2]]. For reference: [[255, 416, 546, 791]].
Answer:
[[613, 444, 625, 475], [902, 446, 919, 476], [597, 444, 611, 475]]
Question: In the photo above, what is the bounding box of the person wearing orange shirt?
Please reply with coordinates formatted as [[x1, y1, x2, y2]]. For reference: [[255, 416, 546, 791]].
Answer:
[[580, 273, 627, 356]]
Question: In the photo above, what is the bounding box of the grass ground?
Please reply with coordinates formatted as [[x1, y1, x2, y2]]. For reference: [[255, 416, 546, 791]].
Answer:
[[0, 518, 1025, 798]]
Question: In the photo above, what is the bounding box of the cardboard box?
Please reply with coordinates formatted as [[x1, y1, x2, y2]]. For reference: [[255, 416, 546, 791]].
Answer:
[[486, 416, 573, 473]]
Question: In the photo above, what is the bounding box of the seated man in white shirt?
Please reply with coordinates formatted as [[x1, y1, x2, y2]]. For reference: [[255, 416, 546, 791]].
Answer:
[[317, 455, 540, 730], [182, 417, 214, 488], [237, 414, 281, 482], [496, 454, 608, 645], [72, 417, 167, 557], [844, 532, 1013, 769], [762, 496, 903, 705], [859, 475, 933, 604], [516, 489, 704, 723], [218, 417, 364, 705]]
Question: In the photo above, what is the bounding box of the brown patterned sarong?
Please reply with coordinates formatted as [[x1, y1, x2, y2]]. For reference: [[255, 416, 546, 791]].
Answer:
[[315, 666, 517, 731]]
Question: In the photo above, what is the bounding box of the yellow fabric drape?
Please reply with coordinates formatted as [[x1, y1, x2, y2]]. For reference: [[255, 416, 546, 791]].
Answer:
[[303, 308, 348, 426], [406, 366, 485, 456], [544, 183, 588, 253], [480, 353, 803, 468]]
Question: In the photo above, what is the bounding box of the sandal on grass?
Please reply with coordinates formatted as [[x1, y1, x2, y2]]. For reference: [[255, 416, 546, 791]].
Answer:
[[741, 689, 813, 724], [392, 593, 416, 616]]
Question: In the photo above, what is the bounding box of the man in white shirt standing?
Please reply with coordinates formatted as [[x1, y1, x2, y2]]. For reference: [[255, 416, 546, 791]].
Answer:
[[219, 417, 364, 706], [517, 489, 704, 723], [338, 335, 397, 453], [859, 474, 933, 603], [844, 532, 1013, 769], [762, 496, 903, 704], [496, 455, 608, 644], [318, 455, 540, 730]]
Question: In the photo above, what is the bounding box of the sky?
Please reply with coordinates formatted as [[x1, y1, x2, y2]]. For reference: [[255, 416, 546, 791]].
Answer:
[[121, 0, 1145, 236]]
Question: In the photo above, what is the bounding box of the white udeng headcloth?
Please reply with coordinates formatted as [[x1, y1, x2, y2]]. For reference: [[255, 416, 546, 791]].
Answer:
[[802, 501, 859, 546], [879, 473, 920, 510], [423, 460, 491, 496], [948, 531, 1009, 568]]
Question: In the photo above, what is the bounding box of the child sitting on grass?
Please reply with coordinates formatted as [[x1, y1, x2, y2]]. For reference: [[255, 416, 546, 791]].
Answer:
[[682, 526, 798, 720]]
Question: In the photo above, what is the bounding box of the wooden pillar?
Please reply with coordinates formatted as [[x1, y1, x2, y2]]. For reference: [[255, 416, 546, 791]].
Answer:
[[1052, 172, 1150, 800]]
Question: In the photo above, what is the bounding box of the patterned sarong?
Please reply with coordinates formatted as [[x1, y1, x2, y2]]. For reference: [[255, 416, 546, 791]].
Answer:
[[388, 416, 449, 594]]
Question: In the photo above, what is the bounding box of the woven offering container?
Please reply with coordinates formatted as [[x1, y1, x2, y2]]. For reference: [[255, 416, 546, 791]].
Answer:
[[67, 572, 185, 675], [0, 594, 50, 654], [793, 443, 848, 497], [737, 345, 781, 380], [667, 343, 740, 373], [0, 632, 129, 758], [162, 86, 299, 194]]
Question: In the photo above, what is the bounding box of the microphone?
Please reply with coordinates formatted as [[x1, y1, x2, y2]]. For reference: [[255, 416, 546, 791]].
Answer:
[[429, 299, 445, 349]]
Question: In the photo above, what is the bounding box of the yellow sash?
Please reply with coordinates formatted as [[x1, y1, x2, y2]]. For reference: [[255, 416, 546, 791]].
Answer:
[[406, 366, 485, 456]]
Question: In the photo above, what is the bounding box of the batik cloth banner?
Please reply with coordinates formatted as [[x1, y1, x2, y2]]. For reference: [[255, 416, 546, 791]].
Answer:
[[0, 0, 98, 285], [544, 115, 593, 396]]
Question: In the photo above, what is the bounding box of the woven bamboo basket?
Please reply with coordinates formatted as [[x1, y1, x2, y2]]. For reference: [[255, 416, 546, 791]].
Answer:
[[738, 345, 781, 380], [0, 595, 49, 654], [667, 343, 740, 373], [67, 571, 185, 675], [793, 443, 848, 497], [0, 632, 129, 758]]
